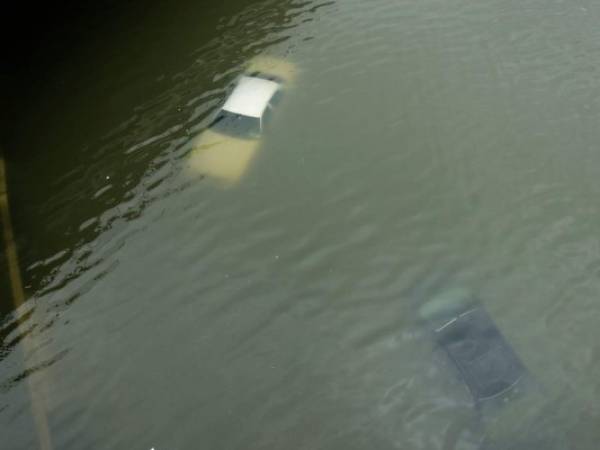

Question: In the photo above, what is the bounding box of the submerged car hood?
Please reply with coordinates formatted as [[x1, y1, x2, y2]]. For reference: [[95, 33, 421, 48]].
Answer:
[[187, 129, 261, 185]]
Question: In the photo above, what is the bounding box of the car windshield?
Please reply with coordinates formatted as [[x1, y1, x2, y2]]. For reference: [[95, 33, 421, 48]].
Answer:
[[247, 71, 285, 84], [208, 110, 261, 139]]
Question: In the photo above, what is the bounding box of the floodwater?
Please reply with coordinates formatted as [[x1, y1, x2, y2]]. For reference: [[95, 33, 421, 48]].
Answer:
[[3, 0, 600, 448]]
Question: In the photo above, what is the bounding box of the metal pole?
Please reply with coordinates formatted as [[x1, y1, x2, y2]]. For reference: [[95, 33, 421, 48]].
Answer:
[[1, 149, 53, 450]]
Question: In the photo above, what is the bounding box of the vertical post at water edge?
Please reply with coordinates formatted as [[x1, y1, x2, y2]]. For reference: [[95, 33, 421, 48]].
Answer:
[[0, 148, 53, 450]]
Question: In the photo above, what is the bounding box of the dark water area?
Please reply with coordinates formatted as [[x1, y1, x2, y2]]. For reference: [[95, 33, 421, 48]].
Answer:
[[1, 1, 124, 145], [3, 0, 600, 449], [1, 0, 260, 148]]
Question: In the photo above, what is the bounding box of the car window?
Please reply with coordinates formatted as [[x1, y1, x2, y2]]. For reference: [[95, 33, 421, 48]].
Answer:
[[262, 91, 282, 130], [269, 90, 283, 108], [248, 71, 284, 84], [208, 110, 261, 139], [262, 105, 273, 131]]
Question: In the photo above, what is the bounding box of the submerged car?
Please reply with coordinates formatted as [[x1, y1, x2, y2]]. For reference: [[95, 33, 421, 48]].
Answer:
[[187, 56, 296, 184]]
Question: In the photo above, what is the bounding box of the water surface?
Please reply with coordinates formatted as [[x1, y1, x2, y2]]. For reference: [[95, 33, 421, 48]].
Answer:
[[3, 0, 600, 448]]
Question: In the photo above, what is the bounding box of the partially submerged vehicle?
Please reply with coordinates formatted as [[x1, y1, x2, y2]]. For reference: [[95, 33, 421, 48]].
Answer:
[[414, 277, 568, 449], [418, 286, 529, 409], [187, 56, 296, 185]]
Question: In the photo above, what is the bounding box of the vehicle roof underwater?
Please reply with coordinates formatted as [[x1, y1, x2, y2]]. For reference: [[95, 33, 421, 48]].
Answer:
[[222, 76, 280, 118]]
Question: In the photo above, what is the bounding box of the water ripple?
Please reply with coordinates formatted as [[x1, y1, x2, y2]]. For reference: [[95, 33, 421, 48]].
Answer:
[[5, 0, 600, 448]]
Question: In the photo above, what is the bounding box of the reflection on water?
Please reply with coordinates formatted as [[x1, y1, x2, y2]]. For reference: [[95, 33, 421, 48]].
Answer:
[[3, 0, 600, 448]]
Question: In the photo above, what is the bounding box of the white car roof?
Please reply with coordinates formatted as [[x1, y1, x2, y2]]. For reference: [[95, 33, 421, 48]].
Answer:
[[222, 76, 280, 118]]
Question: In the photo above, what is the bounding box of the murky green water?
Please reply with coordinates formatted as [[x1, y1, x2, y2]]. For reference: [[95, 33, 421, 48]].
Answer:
[[3, 0, 600, 448]]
